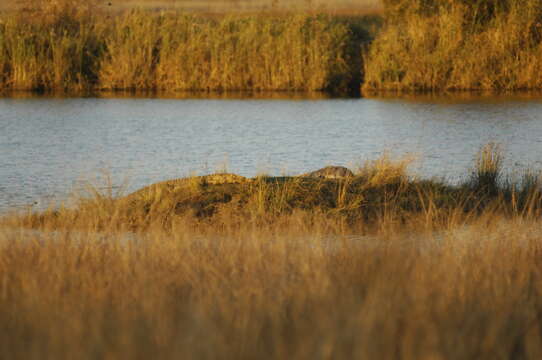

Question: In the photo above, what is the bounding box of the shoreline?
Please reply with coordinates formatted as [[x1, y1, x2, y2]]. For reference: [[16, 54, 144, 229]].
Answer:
[[3, 145, 541, 233]]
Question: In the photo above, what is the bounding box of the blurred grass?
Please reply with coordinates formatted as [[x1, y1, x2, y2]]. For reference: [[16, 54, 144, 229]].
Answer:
[[3, 216, 542, 359], [4, 146, 542, 358]]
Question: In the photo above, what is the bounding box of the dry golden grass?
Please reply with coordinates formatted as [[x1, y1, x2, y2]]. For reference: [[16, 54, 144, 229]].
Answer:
[[3, 175, 542, 358], [363, 0, 542, 91], [3, 148, 542, 358], [0, 0, 379, 93], [99, 12, 352, 92]]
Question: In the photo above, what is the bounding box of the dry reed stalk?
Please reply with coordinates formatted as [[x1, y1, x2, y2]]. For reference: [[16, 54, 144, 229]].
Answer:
[[363, 0, 542, 92], [0, 1, 374, 93]]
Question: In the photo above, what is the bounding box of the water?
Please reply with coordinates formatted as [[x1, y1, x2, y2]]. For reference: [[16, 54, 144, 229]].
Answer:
[[2, 94, 542, 210]]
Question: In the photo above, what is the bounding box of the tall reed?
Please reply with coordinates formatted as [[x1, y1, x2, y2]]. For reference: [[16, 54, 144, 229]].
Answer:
[[100, 12, 352, 91], [363, 0, 542, 91], [0, 0, 375, 93], [0, 0, 104, 91]]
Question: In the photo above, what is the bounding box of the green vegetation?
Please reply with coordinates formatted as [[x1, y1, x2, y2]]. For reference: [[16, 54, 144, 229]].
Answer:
[[3, 146, 542, 358], [0, 0, 380, 94], [363, 0, 542, 91]]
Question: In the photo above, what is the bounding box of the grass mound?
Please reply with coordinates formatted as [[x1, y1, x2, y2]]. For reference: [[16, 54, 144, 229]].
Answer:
[[6, 146, 542, 233]]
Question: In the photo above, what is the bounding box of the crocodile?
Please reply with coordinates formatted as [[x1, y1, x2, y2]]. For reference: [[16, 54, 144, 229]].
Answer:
[[300, 166, 354, 179], [121, 167, 354, 203], [121, 173, 249, 202]]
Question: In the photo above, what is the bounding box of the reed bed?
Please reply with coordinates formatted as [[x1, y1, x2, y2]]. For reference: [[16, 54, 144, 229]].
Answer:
[[363, 0, 542, 91], [3, 146, 542, 358], [102, 12, 350, 92], [0, 0, 378, 93]]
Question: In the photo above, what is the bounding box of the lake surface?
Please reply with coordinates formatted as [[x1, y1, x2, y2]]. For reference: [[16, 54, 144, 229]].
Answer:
[[2, 94, 542, 210]]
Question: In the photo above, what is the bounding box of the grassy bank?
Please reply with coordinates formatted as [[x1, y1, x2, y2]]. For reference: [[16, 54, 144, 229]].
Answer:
[[8, 145, 542, 233], [7, 0, 542, 94], [3, 146, 542, 358], [0, 0, 380, 94], [363, 0, 542, 91]]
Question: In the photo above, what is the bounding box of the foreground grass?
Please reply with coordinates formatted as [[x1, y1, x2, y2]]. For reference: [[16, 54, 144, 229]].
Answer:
[[0, 0, 380, 94], [3, 146, 542, 358], [363, 0, 542, 91], [3, 216, 542, 359]]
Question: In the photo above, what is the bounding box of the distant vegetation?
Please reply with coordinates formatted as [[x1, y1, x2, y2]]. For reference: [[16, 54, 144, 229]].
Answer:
[[4, 145, 542, 358], [363, 0, 542, 91], [0, 0, 379, 94], [4, 0, 542, 94]]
